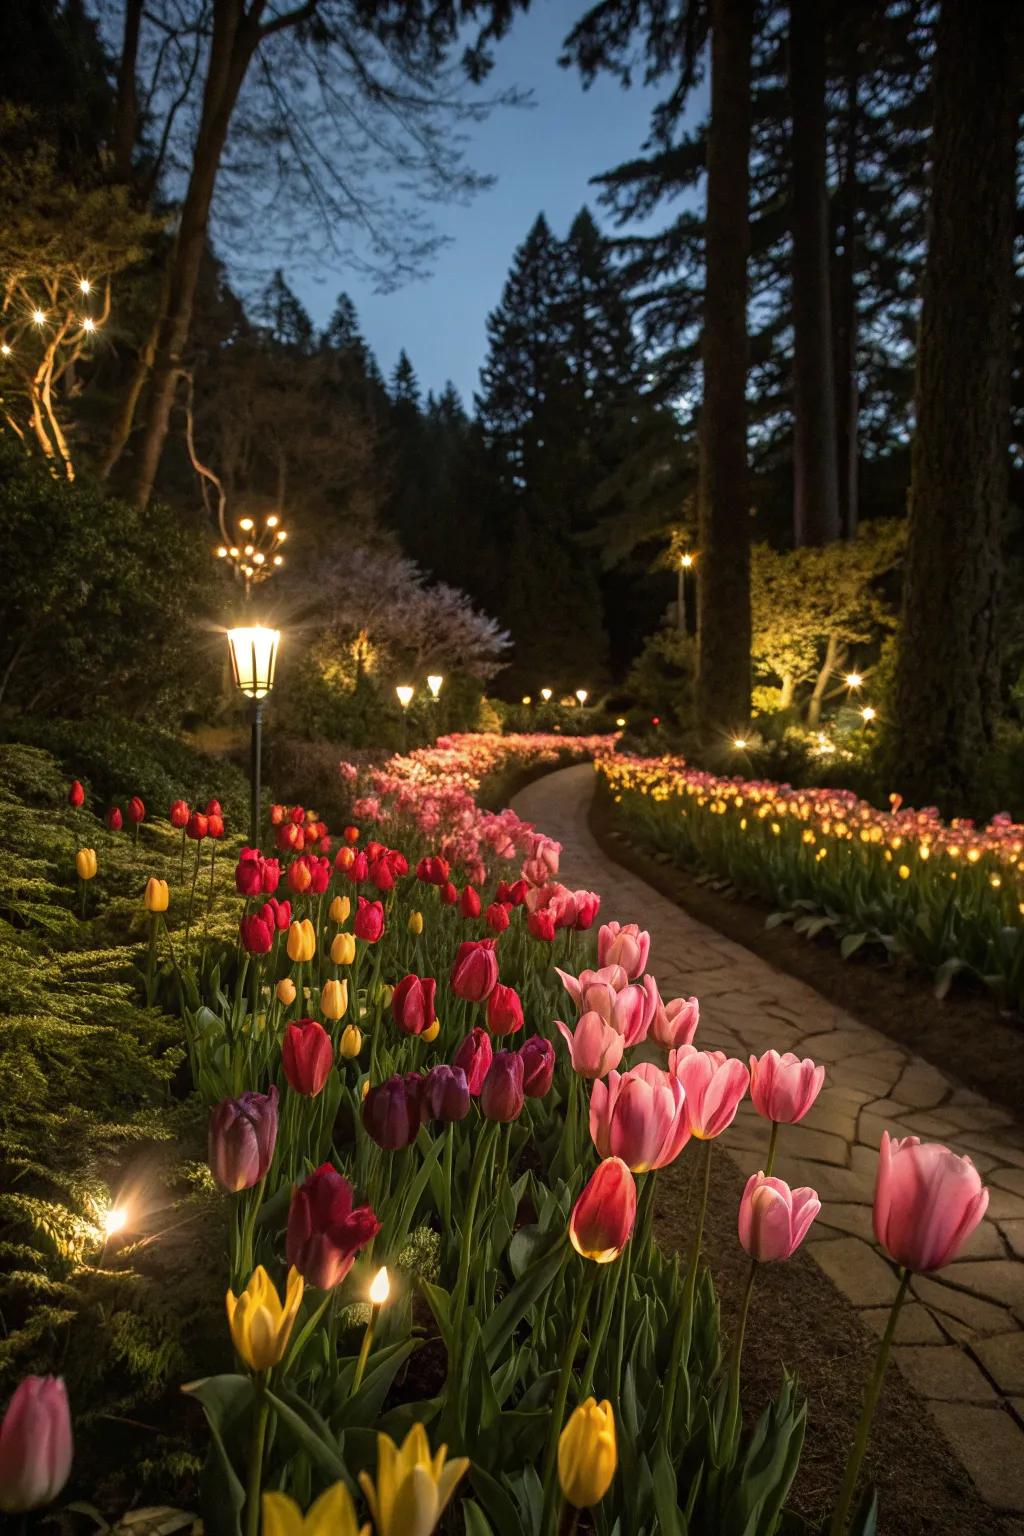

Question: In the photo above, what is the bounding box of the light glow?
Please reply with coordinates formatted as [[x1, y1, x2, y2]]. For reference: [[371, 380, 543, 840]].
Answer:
[[227, 626, 281, 700], [426, 674, 444, 699], [861, 706, 877, 723], [733, 737, 748, 750], [845, 672, 863, 689], [369, 1266, 390, 1306], [680, 552, 695, 569], [540, 688, 552, 702], [266, 514, 279, 528], [395, 685, 414, 709], [32, 309, 46, 326], [575, 689, 589, 706], [103, 1205, 128, 1238], [79, 278, 91, 294], [81, 316, 96, 333], [239, 517, 254, 531]]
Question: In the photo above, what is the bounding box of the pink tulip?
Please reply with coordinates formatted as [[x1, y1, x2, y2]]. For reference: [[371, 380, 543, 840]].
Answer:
[[590, 1062, 690, 1172], [597, 921, 650, 979], [749, 1051, 825, 1124], [673, 1050, 749, 1139], [873, 1131, 989, 1272], [650, 989, 700, 1050], [0, 1375, 73, 1512], [555, 965, 629, 1014], [556, 1011, 625, 1078], [738, 1173, 821, 1261], [573, 889, 601, 930], [609, 983, 656, 1047]]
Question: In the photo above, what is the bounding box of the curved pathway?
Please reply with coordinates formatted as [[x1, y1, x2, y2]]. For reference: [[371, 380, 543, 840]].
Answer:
[[513, 764, 1024, 1517]]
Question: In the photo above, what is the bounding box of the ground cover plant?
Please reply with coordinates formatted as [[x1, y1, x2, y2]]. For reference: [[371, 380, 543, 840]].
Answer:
[[0, 734, 993, 1536]]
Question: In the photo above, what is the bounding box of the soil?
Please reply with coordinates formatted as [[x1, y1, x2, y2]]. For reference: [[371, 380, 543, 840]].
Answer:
[[589, 779, 1024, 1120], [655, 1147, 1023, 1536]]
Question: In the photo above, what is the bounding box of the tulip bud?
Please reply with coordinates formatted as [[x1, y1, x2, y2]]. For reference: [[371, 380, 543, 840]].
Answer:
[[452, 1027, 493, 1095], [208, 1086, 279, 1190], [287, 858, 313, 894], [347, 851, 369, 883], [422, 1019, 440, 1043], [0, 1375, 73, 1513], [459, 885, 481, 919], [344, 824, 360, 844], [749, 1050, 826, 1125], [144, 877, 169, 913], [527, 908, 556, 942], [873, 1132, 989, 1272], [340, 1023, 363, 1058], [573, 890, 601, 931], [75, 848, 97, 881], [321, 978, 348, 1021], [416, 854, 450, 884], [329, 895, 351, 924], [450, 938, 499, 1002], [521, 1035, 555, 1097], [391, 974, 437, 1036], [558, 1398, 616, 1509], [186, 811, 208, 841], [739, 1173, 821, 1262], [226, 1265, 303, 1371], [370, 857, 395, 892], [285, 1165, 380, 1289], [240, 912, 274, 955], [282, 1019, 334, 1097], [105, 806, 123, 832], [127, 795, 145, 825], [331, 931, 356, 966], [440, 880, 458, 906], [423, 1064, 470, 1123], [362, 1073, 422, 1150], [569, 1156, 636, 1263], [481, 1050, 525, 1122], [276, 978, 296, 1005], [286, 919, 316, 962], [334, 845, 356, 873], [485, 901, 511, 934], [354, 897, 385, 943], [169, 799, 190, 828], [207, 813, 225, 839], [67, 780, 85, 808], [486, 983, 524, 1037], [408, 910, 424, 935]]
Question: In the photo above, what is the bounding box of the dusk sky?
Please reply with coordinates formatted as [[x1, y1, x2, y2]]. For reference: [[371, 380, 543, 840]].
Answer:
[[289, 6, 702, 406]]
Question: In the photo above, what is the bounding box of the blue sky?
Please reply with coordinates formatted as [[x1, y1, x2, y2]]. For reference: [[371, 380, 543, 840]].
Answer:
[[288, 5, 680, 405]]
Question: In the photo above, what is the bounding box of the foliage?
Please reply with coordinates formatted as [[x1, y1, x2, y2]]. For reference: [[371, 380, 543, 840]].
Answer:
[[625, 627, 697, 733]]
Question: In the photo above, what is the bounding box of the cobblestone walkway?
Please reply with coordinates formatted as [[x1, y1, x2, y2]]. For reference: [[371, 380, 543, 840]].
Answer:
[[513, 764, 1024, 1516]]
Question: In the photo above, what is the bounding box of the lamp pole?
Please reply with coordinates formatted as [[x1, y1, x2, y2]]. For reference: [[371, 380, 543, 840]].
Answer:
[[249, 698, 264, 848], [227, 626, 281, 850], [677, 553, 694, 632]]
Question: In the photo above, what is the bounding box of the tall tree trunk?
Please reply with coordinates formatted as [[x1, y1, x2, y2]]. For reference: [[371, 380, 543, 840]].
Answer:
[[790, 0, 839, 546], [891, 0, 1019, 812], [696, 0, 754, 741], [113, 0, 143, 182], [832, 62, 859, 538], [130, 0, 257, 508]]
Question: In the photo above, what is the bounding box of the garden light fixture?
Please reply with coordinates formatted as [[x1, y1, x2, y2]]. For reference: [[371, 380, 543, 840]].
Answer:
[[396, 685, 414, 709], [576, 689, 588, 706], [733, 737, 748, 750], [541, 688, 552, 702], [227, 626, 280, 844], [845, 671, 863, 689], [427, 674, 444, 699], [861, 705, 877, 723]]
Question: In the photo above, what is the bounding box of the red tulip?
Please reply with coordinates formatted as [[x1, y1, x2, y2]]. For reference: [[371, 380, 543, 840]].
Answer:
[[236, 848, 267, 896], [386, 849, 408, 878], [239, 911, 274, 954], [573, 890, 601, 930], [486, 983, 524, 1037], [417, 854, 450, 885], [459, 885, 481, 919], [486, 901, 511, 934], [186, 811, 208, 840], [205, 799, 222, 817], [481, 1050, 525, 1122], [520, 1035, 555, 1097], [290, 805, 305, 825], [527, 909, 556, 942], [282, 1019, 334, 1097], [569, 1156, 637, 1263], [347, 851, 369, 883], [126, 796, 145, 825], [277, 822, 304, 854], [261, 896, 292, 931], [169, 798, 190, 828], [207, 812, 225, 839], [354, 896, 385, 942], [105, 806, 123, 831], [67, 780, 84, 808], [440, 880, 458, 906], [370, 857, 395, 892], [344, 824, 360, 844], [453, 1027, 493, 1094], [392, 974, 437, 1036], [286, 1164, 380, 1289], [450, 938, 499, 1001]]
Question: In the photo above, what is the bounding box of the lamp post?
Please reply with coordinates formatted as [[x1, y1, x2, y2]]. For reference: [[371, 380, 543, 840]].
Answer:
[[575, 689, 588, 707], [677, 552, 695, 633], [426, 674, 444, 700], [396, 684, 414, 752], [227, 626, 281, 846], [541, 688, 552, 703]]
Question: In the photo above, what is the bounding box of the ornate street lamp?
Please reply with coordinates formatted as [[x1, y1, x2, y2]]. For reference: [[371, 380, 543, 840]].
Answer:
[[227, 625, 280, 845]]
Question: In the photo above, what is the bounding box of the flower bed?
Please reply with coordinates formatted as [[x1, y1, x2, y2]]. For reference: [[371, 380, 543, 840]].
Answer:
[[0, 736, 995, 1536], [598, 751, 1024, 1014]]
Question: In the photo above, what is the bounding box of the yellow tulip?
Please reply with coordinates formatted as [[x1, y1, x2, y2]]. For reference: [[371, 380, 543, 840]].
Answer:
[[361, 1078, 370, 1100], [329, 895, 351, 925], [276, 977, 297, 1005], [340, 1023, 363, 1059], [263, 1482, 369, 1536], [377, 983, 393, 1008], [558, 1397, 616, 1508], [408, 910, 424, 936], [321, 978, 348, 1021], [331, 931, 356, 966], [75, 848, 97, 880], [422, 1020, 440, 1043], [144, 876, 169, 913], [226, 1265, 304, 1372], [287, 919, 316, 963], [358, 1423, 469, 1536]]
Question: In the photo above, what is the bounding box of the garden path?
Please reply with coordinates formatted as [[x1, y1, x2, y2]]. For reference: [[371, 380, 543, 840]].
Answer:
[[513, 764, 1024, 1518]]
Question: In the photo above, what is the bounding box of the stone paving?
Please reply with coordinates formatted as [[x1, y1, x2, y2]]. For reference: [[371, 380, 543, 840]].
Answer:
[[513, 764, 1024, 1516]]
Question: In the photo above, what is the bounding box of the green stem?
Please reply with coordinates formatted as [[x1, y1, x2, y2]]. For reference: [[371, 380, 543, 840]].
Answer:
[[829, 1269, 910, 1536], [245, 1382, 270, 1536], [452, 1120, 498, 1339], [578, 1260, 620, 1399], [351, 1304, 379, 1396], [184, 842, 202, 956], [541, 1262, 598, 1534], [764, 1120, 780, 1178], [723, 1258, 757, 1455], [662, 1138, 713, 1443], [145, 915, 158, 1006]]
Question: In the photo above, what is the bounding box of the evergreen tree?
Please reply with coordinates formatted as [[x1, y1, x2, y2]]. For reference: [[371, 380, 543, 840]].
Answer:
[[255, 270, 314, 352]]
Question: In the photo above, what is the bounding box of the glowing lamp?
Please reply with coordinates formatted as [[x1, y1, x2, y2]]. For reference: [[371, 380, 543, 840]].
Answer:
[[733, 737, 748, 750], [276, 530, 287, 541], [32, 309, 46, 326], [369, 1266, 390, 1306], [616, 717, 626, 728], [253, 552, 265, 565], [396, 685, 414, 709], [229, 546, 240, 558], [273, 555, 284, 566], [861, 705, 876, 723], [681, 552, 695, 568], [103, 1205, 128, 1238], [228, 627, 280, 844], [266, 514, 279, 528], [1, 343, 10, 357], [845, 672, 863, 689], [81, 316, 96, 333], [522, 695, 532, 705], [239, 517, 254, 531], [216, 546, 228, 558], [79, 278, 91, 294], [575, 689, 588, 706], [541, 688, 553, 702], [426, 674, 444, 699], [244, 543, 255, 556]]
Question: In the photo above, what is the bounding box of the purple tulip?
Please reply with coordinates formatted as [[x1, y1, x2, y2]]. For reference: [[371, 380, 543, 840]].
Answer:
[[362, 1073, 422, 1150], [208, 1086, 279, 1191], [520, 1036, 555, 1098], [423, 1065, 471, 1123], [481, 1050, 525, 1122]]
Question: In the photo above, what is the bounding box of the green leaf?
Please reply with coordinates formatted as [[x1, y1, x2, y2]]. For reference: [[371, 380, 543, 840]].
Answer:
[[463, 1499, 498, 1536], [262, 1387, 353, 1487], [840, 931, 867, 959]]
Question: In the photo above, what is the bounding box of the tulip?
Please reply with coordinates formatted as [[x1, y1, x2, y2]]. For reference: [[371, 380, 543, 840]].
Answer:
[[321, 978, 348, 1021], [416, 855, 450, 885], [287, 858, 313, 894], [450, 937, 499, 1001], [127, 795, 145, 825], [459, 884, 481, 919], [521, 1035, 555, 1097], [650, 992, 700, 1050], [240, 911, 274, 955], [354, 897, 385, 943], [225, 1264, 303, 1371], [144, 876, 169, 913], [358, 1422, 469, 1536], [285, 1164, 380, 1288], [344, 824, 360, 844], [558, 1397, 616, 1509], [186, 811, 208, 840], [873, 1132, 989, 1273], [597, 921, 650, 979], [207, 812, 225, 839], [290, 805, 306, 825], [287, 918, 316, 962], [307, 855, 331, 893], [362, 1074, 422, 1149], [276, 977, 297, 1006], [206, 798, 223, 817], [423, 1064, 471, 1122], [67, 779, 85, 808], [105, 805, 123, 831], [590, 1063, 690, 1172], [262, 1482, 369, 1536], [440, 880, 458, 906], [673, 1049, 749, 1139], [739, 1173, 821, 1261], [330, 894, 351, 923], [335, 845, 356, 873], [749, 1051, 826, 1127], [208, 1086, 279, 1191], [169, 799, 190, 828], [452, 1027, 493, 1094], [75, 847, 97, 880], [481, 1050, 525, 1121], [486, 983, 524, 1037], [341, 1023, 364, 1060], [556, 1011, 625, 1079], [390, 974, 436, 1036], [262, 896, 291, 931], [347, 851, 369, 883], [0, 1375, 73, 1513], [570, 1156, 636, 1263], [608, 982, 655, 1047], [329, 930, 355, 966], [485, 900, 510, 934], [527, 908, 556, 942], [235, 849, 266, 896], [283, 1020, 334, 1096], [555, 964, 629, 1012], [370, 857, 395, 892], [573, 890, 601, 931]]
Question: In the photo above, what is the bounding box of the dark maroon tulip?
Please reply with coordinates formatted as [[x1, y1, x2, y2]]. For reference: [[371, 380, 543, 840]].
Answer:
[[521, 1036, 556, 1098], [208, 1086, 279, 1191], [423, 1065, 471, 1123], [481, 1050, 525, 1122], [286, 1164, 380, 1288], [362, 1073, 422, 1150]]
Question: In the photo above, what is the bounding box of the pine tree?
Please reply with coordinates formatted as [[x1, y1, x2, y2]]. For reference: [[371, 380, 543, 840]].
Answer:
[[255, 271, 314, 352]]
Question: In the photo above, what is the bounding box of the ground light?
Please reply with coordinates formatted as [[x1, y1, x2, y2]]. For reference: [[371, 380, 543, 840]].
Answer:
[[227, 626, 281, 845], [845, 671, 863, 689], [861, 705, 877, 723], [541, 688, 552, 702], [576, 689, 588, 706]]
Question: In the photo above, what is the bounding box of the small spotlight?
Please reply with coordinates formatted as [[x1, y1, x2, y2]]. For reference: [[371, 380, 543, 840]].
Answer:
[[79, 278, 91, 295], [616, 717, 626, 728], [0, 343, 10, 357], [575, 689, 589, 706], [239, 517, 254, 531], [244, 543, 254, 556], [541, 688, 552, 702], [32, 309, 46, 326], [845, 671, 863, 689], [273, 554, 284, 566], [395, 685, 414, 709], [266, 514, 279, 528], [228, 546, 240, 558], [733, 737, 748, 750], [861, 705, 876, 723], [103, 1206, 128, 1238], [522, 695, 532, 705], [216, 546, 228, 558], [81, 316, 96, 333], [276, 529, 287, 541], [252, 552, 265, 565]]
